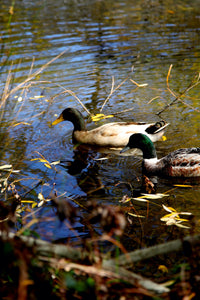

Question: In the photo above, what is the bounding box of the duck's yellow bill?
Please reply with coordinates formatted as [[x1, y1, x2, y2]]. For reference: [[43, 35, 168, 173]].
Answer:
[[52, 115, 64, 126]]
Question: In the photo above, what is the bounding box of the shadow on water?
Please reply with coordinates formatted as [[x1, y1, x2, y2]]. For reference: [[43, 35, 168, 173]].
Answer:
[[60, 145, 106, 198]]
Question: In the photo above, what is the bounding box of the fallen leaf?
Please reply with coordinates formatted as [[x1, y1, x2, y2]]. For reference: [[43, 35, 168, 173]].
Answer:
[[141, 193, 169, 199], [44, 163, 52, 169], [130, 79, 148, 87], [51, 160, 60, 165], [38, 192, 45, 201], [128, 212, 145, 218], [0, 164, 12, 170], [174, 184, 193, 188], [162, 204, 177, 212], [13, 122, 31, 127], [158, 265, 168, 273], [91, 113, 114, 122], [176, 223, 190, 229], [132, 197, 149, 202]]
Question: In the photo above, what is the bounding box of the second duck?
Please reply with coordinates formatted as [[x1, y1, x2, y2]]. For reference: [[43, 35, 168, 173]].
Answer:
[[120, 133, 200, 177]]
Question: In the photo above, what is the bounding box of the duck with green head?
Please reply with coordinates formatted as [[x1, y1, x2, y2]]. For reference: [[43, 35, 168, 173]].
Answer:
[[120, 133, 200, 177], [52, 107, 168, 148]]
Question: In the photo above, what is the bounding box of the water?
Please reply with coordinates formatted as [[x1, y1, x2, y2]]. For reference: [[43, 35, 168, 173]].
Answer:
[[0, 0, 200, 245]]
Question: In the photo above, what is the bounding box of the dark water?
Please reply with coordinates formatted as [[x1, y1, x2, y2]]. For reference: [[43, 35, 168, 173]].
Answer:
[[1, 0, 200, 245]]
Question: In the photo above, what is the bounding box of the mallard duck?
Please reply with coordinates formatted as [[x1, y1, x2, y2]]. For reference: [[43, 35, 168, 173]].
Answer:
[[120, 133, 200, 177], [52, 107, 168, 148]]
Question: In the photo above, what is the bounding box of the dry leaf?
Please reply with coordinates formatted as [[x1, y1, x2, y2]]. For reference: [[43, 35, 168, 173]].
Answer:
[[91, 113, 114, 122], [128, 212, 145, 218]]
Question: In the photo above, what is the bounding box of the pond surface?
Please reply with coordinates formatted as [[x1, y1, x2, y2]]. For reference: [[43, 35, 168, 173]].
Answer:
[[1, 0, 200, 247]]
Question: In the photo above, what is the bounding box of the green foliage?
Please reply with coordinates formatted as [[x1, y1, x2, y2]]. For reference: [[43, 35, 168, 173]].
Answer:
[[64, 271, 95, 298], [65, 271, 95, 291]]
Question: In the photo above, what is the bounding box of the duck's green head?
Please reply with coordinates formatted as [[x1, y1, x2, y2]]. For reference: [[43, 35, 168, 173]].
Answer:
[[52, 107, 85, 131], [120, 133, 157, 159]]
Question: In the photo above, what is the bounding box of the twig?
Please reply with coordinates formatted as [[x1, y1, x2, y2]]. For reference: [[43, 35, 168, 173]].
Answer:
[[157, 65, 200, 115], [104, 264, 169, 294], [52, 85, 91, 115], [62, 261, 169, 294], [103, 234, 200, 267], [111, 107, 135, 116], [147, 96, 161, 104], [0, 63, 13, 121], [100, 76, 128, 112], [0, 231, 169, 294]]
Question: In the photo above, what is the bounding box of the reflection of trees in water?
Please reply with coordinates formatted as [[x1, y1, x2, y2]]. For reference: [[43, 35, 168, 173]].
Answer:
[[61, 145, 105, 197]]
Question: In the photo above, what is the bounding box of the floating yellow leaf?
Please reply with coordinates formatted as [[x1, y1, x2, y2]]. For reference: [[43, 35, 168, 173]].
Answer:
[[167, 10, 175, 14], [162, 135, 167, 141], [162, 204, 177, 213], [179, 212, 192, 216], [132, 197, 149, 202], [161, 213, 188, 222], [130, 79, 148, 87], [91, 113, 114, 122], [51, 160, 60, 165], [158, 265, 168, 273], [161, 203, 191, 228], [94, 157, 109, 161], [141, 193, 169, 199], [31, 158, 48, 163], [32, 202, 38, 209], [174, 184, 193, 188], [38, 201, 44, 207], [29, 95, 44, 100], [38, 159, 48, 163], [0, 164, 12, 170], [122, 196, 132, 203], [176, 223, 190, 229], [38, 192, 45, 201], [34, 95, 44, 99], [13, 122, 31, 127], [21, 200, 36, 204], [161, 280, 176, 287], [38, 192, 51, 207], [44, 163, 52, 169], [31, 153, 58, 170], [128, 212, 145, 218]]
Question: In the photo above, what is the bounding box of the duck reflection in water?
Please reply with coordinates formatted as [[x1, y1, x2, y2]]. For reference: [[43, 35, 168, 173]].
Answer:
[[60, 145, 105, 197]]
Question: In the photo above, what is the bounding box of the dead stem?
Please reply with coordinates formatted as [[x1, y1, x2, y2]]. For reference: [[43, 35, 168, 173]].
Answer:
[[0, 63, 13, 122], [50, 84, 91, 115], [1, 50, 67, 105], [157, 65, 200, 115], [100, 76, 129, 112], [111, 107, 135, 116]]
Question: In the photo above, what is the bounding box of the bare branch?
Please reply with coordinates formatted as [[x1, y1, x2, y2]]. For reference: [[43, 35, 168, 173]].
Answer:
[[100, 76, 128, 112], [157, 68, 200, 115]]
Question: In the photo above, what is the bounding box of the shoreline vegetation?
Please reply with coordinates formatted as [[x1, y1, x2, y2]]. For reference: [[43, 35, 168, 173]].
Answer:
[[1, 53, 200, 299]]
